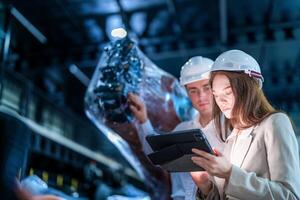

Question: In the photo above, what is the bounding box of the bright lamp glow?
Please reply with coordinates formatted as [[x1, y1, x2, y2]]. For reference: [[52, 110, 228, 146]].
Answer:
[[111, 28, 127, 38]]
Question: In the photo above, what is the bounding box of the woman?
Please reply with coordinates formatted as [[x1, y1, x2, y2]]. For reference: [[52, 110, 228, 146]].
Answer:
[[191, 49, 300, 199]]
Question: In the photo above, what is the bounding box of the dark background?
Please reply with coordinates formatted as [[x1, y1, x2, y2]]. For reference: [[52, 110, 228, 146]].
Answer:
[[0, 0, 299, 198]]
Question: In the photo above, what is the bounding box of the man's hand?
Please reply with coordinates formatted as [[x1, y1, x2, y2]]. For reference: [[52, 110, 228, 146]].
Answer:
[[128, 93, 148, 124], [190, 171, 212, 195]]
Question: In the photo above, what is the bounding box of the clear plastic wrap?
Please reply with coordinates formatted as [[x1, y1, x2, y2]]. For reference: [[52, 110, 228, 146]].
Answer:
[[85, 37, 195, 199], [20, 175, 88, 200]]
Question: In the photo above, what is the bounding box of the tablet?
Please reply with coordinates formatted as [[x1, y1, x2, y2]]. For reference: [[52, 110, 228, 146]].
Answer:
[[145, 129, 214, 172], [146, 129, 213, 153]]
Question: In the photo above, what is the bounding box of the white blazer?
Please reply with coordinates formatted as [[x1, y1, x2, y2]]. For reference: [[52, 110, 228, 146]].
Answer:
[[197, 113, 300, 200]]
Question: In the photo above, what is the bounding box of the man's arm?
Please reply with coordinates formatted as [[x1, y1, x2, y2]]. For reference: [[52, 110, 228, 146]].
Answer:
[[128, 93, 156, 154]]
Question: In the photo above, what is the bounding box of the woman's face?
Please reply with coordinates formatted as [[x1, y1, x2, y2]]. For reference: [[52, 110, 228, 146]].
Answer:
[[212, 74, 235, 119]]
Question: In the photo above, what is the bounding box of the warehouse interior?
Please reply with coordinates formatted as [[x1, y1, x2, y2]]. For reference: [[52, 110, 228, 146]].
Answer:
[[1, 0, 300, 199]]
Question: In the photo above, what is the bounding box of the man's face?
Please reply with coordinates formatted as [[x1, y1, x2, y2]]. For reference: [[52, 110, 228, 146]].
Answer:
[[185, 79, 213, 116]]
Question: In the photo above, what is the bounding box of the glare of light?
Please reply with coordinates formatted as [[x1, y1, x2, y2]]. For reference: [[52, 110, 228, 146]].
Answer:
[[165, 93, 171, 101], [111, 28, 127, 38]]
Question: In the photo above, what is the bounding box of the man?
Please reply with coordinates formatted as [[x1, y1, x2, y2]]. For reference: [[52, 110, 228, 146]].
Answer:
[[128, 56, 224, 200]]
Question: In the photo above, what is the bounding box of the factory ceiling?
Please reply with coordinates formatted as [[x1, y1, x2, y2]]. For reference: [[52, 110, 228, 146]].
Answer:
[[2, 0, 300, 114]]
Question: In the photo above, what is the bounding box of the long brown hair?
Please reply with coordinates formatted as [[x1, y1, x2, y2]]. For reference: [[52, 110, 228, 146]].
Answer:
[[210, 71, 277, 140]]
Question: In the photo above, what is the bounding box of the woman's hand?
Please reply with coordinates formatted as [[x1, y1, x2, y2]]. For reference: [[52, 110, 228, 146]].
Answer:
[[191, 148, 232, 180], [190, 171, 212, 195]]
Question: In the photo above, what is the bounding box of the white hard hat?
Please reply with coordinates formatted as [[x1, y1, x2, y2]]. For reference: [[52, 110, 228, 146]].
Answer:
[[211, 49, 264, 87], [179, 56, 214, 86]]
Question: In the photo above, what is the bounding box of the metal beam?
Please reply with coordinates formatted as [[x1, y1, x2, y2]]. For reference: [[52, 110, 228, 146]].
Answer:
[[0, 4, 12, 102], [68, 64, 90, 87], [116, 0, 130, 32], [10, 7, 47, 44], [219, 0, 228, 44], [166, 0, 182, 34]]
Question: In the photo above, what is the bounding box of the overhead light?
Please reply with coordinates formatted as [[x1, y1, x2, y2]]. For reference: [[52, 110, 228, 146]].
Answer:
[[111, 28, 127, 38]]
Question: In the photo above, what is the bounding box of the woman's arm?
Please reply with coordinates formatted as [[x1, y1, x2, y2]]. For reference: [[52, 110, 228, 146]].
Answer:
[[191, 113, 300, 199], [225, 114, 300, 199], [190, 171, 212, 195]]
